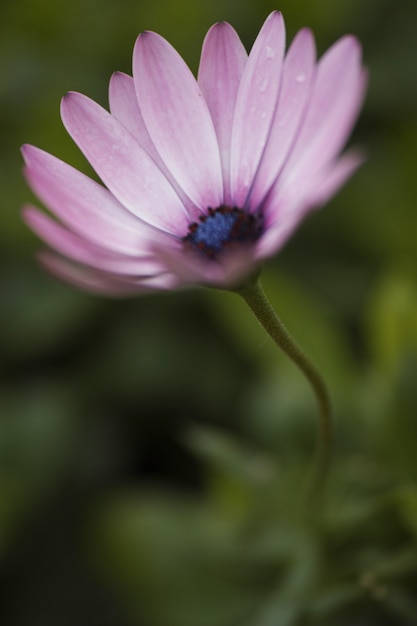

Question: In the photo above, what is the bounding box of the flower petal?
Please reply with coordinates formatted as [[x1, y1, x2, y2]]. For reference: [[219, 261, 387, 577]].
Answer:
[[257, 151, 365, 260], [153, 242, 258, 290], [198, 22, 247, 204], [248, 28, 316, 209], [108, 71, 199, 218], [23, 205, 167, 276], [39, 252, 178, 296], [277, 36, 367, 193], [133, 30, 223, 210], [254, 209, 307, 261], [297, 150, 365, 210], [60, 91, 189, 234], [230, 11, 286, 207], [22, 144, 173, 256], [109, 71, 161, 159]]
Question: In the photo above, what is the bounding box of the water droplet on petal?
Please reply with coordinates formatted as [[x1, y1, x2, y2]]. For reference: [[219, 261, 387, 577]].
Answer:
[[295, 73, 306, 83], [266, 46, 275, 59], [259, 76, 269, 92]]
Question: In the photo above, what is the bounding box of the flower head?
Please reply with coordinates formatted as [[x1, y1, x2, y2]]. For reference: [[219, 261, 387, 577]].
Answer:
[[22, 11, 367, 295]]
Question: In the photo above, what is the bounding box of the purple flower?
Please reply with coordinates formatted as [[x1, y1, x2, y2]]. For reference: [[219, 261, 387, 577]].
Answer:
[[22, 11, 367, 295]]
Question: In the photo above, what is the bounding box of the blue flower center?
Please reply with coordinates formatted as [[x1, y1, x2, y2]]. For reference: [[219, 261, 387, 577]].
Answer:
[[183, 206, 263, 259]]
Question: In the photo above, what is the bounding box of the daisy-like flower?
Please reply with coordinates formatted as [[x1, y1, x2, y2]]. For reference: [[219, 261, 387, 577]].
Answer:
[[22, 11, 367, 295]]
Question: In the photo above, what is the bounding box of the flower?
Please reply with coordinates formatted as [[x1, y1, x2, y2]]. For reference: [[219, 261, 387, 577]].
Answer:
[[22, 11, 367, 295]]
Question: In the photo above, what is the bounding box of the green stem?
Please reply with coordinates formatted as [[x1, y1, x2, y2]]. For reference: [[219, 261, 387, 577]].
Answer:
[[237, 277, 332, 502]]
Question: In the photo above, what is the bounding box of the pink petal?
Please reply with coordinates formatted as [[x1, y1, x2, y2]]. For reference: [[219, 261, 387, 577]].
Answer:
[[154, 240, 258, 289], [22, 144, 173, 256], [248, 28, 316, 208], [39, 252, 178, 296], [257, 151, 365, 260], [254, 209, 307, 261], [61, 91, 189, 234], [23, 205, 167, 276], [277, 36, 367, 193], [108, 71, 199, 218], [198, 22, 247, 204], [230, 11, 286, 207], [133, 31, 223, 210], [109, 71, 161, 160], [298, 149, 365, 209]]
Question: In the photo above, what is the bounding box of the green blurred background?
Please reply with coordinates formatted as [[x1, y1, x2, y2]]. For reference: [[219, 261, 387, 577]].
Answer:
[[0, 0, 416, 624]]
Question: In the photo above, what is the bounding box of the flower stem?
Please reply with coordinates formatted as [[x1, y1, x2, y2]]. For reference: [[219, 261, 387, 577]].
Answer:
[[237, 277, 332, 503]]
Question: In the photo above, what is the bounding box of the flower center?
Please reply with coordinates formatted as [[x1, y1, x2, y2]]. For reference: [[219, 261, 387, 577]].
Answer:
[[183, 206, 263, 259]]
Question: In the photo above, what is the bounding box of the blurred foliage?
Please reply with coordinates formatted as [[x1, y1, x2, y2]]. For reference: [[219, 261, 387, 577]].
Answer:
[[0, 0, 416, 624]]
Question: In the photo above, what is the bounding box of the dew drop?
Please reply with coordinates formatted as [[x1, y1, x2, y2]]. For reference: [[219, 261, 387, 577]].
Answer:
[[266, 46, 275, 59], [259, 75, 269, 93], [295, 73, 306, 83]]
